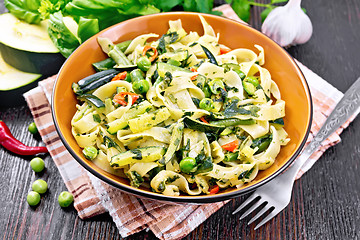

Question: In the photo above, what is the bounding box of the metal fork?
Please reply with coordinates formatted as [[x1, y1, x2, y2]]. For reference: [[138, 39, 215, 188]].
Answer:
[[233, 77, 360, 230]]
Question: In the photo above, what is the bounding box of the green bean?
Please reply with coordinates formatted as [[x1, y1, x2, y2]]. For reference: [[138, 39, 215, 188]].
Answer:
[[209, 118, 255, 127], [136, 56, 151, 72], [130, 69, 145, 82]]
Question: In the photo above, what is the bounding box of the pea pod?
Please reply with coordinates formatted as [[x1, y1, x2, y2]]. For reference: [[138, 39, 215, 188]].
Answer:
[[209, 118, 255, 127], [251, 135, 272, 154], [92, 58, 116, 71]]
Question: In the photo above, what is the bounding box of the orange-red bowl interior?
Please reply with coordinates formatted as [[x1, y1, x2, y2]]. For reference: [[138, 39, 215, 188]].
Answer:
[[52, 12, 312, 203]]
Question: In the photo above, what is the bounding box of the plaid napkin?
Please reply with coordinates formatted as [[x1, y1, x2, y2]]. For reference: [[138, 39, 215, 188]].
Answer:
[[23, 5, 356, 240]]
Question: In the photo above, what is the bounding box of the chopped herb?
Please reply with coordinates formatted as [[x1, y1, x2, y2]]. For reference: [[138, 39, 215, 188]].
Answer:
[[93, 114, 101, 123]]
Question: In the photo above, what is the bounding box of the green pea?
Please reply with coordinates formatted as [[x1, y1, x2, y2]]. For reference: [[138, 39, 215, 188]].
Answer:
[[167, 59, 181, 67], [179, 157, 197, 174], [133, 80, 150, 94], [28, 122, 38, 134], [82, 146, 98, 160], [202, 85, 212, 98], [32, 179, 48, 194], [130, 69, 145, 82], [58, 191, 74, 207], [136, 56, 151, 72], [208, 78, 225, 94], [30, 157, 45, 172], [199, 98, 214, 111], [27, 191, 41, 206], [124, 72, 132, 83], [245, 76, 259, 87]]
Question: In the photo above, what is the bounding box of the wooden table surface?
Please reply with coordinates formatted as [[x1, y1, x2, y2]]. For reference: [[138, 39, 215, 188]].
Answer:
[[1, 0, 359, 239]]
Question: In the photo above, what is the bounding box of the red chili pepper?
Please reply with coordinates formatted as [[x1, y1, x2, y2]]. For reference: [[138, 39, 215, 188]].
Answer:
[[142, 46, 158, 62], [209, 185, 220, 195], [111, 71, 127, 81], [113, 92, 140, 106], [221, 140, 239, 152], [190, 68, 197, 72], [0, 120, 48, 155]]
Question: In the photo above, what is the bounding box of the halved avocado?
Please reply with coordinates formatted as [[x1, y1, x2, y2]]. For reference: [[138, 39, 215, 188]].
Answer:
[[0, 13, 65, 76], [0, 53, 42, 107]]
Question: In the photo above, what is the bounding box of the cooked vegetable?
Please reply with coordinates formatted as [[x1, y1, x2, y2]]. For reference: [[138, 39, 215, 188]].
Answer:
[[179, 157, 197, 173], [199, 98, 214, 111], [142, 46, 158, 62], [209, 185, 220, 194], [92, 58, 116, 71], [106, 100, 153, 134], [160, 121, 184, 165], [133, 80, 150, 94], [113, 92, 139, 106], [209, 118, 256, 127], [251, 135, 272, 154], [183, 116, 223, 133], [136, 56, 152, 72], [128, 107, 171, 133], [110, 146, 165, 168], [0, 120, 48, 155], [30, 157, 45, 173], [27, 191, 41, 206], [58, 191, 74, 207], [201, 45, 218, 65], [243, 76, 260, 96], [32, 179, 48, 194], [221, 140, 239, 152], [82, 146, 98, 160], [77, 94, 105, 108]]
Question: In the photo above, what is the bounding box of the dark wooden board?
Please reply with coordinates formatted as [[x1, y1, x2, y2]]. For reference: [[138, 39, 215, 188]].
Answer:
[[0, 0, 359, 239]]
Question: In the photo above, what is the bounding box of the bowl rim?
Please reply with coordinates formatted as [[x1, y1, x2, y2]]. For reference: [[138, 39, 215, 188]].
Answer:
[[51, 11, 313, 204]]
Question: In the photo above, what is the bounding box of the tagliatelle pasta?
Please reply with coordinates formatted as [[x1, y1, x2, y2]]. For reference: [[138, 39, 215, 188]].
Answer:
[[71, 16, 290, 196]]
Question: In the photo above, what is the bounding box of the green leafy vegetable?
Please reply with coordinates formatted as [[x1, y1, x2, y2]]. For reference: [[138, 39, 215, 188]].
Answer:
[[5, 0, 42, 23], [78, 17, 99, 43], [48, 11, 80, 58]]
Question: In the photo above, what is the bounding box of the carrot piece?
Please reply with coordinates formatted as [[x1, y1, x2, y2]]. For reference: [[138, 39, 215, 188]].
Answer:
[[190, 74, 198, 81], [220, 47, 231, 55], [113, 92, 139, 106], [209, 185, 219, 195], [142, 46, 158, 62], [200, 117, 209, 124], [111, 71, 127, 81], [190, 68, 197, 72], [221, 140, 239, 152]]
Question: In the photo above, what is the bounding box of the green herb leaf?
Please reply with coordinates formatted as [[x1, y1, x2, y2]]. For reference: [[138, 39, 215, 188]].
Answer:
[[231, 0, 251, 23]]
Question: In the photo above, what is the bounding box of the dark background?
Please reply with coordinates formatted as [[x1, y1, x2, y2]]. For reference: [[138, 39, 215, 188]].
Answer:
[[1, 0, 359, 239]]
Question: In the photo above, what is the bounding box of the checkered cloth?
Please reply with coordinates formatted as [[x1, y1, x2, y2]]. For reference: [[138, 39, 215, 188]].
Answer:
[[23, 5, 356, 240]]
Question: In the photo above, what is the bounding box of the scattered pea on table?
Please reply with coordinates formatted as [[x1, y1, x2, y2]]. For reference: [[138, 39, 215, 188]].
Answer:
[[28, 122, 38, 134], [32, 179, 48, 194], [30, 157, 45, 172], [27, 191, 41, 206], [58, 191, 74, 207]]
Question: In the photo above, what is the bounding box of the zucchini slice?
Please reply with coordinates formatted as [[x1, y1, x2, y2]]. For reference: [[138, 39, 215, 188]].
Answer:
[[183, 116, 224, 133], [110, 146, 166, 168], [0, 13, 65, 75], [0, 53, 42, 107]]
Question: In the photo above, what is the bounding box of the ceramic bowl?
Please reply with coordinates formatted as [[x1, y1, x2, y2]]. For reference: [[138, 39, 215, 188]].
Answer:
[[52, 12, 312, 203]]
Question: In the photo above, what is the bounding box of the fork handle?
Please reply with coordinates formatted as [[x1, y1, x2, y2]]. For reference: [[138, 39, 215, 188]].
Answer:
[[288, 77, 360, 178]]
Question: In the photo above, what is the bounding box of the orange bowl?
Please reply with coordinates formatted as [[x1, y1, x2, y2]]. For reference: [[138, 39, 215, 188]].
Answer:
[[52, 12, 312, 203]]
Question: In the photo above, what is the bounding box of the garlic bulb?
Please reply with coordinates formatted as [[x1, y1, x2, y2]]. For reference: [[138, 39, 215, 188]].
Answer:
[[261, 0, 313, 47]]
